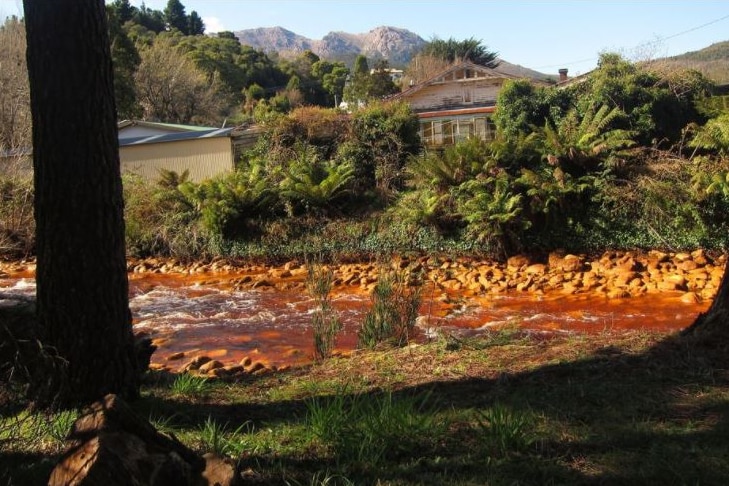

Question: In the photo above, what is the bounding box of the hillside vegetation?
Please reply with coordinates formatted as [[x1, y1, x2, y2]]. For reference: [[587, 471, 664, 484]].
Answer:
[[656, 40, 729, 84]]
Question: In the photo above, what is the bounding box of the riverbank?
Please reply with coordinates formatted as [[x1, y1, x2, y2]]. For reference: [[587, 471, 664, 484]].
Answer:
[[2, 249, 721, 377], [3, 249, 724, 303]]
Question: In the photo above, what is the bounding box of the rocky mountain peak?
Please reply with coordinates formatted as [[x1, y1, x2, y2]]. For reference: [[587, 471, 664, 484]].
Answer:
[[233, 25, 426, 67]]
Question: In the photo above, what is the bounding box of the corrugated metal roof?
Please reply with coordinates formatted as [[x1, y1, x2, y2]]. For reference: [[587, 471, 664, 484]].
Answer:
[[117, 120, 218, 132], [119, 127, 236, 147]]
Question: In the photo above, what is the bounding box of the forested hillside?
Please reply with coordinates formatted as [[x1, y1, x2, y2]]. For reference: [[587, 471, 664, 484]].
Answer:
[[656, 40, 729, 84]]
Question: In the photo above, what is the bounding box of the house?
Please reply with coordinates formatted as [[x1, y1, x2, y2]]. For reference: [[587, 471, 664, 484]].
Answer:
[[118, 120, 261, 182], [389, 61, 546, 147]]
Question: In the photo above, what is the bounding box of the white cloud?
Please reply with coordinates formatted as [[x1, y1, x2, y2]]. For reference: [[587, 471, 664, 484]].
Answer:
[[203, 16, 225, 34]]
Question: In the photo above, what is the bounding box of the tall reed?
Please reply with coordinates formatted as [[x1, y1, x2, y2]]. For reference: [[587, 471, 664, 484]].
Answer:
[[306, 261, 342, 361], [358, 266, 421, 349]]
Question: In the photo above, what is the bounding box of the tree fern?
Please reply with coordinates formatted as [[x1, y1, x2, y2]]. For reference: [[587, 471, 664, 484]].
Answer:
[[279, 143, 355, 214], [539, 103, 636, 173], [407, 137, 492, 191], [689, 114, 729, 156], [456, 175, 526, 253]]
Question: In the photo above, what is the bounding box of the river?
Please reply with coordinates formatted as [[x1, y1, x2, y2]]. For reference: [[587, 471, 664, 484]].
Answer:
[[0, 270, 709, 369]]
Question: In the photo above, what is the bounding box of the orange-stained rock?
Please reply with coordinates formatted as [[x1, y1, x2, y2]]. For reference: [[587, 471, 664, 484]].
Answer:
[[666, 274, 688, 288], [679, 260, 699, 272], [691, 249, 709, 266], [184, 355, 211, 371], [658, 280, 686, 292], [612, 271, 640, 287], [525, 263, 547, 275], [222, 364, 246, 376], [198, 360, 224, 374], [607, 289, 630, 299], [247, 361, 266, 373], [507, 255, 531, 270], [680, 292, 702, 304]]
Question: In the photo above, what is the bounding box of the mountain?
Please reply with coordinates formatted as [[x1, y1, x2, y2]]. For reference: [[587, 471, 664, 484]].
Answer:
[[232, 25, 560, 80], [234, 26, 314, 53], [233, 25, 426, 67]]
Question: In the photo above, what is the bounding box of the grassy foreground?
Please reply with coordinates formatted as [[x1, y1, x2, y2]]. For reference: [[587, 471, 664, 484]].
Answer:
[[3, 327, 729, 485]]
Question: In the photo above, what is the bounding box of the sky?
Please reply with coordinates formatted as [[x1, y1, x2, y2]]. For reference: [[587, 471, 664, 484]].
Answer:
[[1, 1, 728, 75]]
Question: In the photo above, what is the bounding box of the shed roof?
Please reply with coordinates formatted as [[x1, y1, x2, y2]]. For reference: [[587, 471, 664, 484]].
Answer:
[[117, 120, 218, 133], [118, 127, 236, 147]]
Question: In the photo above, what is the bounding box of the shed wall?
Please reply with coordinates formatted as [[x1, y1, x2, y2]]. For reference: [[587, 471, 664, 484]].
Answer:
[[120, 137, 233, 182]]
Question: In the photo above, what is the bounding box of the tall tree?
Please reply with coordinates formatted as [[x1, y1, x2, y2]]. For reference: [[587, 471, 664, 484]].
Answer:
[[107, 7, 141, 119], [187, 10, 204, 36], [23, 0, 140, 407], [108, 0, 136, 24], [419, 36, 499, 67], [135, 36, 228, 125], [369, 60, 399, 99], [406, 37, 500, 85], [343, 54, 371, 105], [164, 0, 188, 34], [0, 16, 31, 153], [132, 3, 165, 34]]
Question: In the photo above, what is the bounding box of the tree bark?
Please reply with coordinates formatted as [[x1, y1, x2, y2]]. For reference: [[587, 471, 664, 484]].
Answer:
[[683, 256, 729, 336], [24, 0, 139, 407]]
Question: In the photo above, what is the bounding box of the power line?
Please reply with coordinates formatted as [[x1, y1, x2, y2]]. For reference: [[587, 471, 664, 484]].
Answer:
[[534, 12, 729, 71]]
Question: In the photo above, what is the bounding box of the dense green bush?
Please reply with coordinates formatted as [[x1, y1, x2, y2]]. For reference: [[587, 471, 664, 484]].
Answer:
[[5, 54, 729, 263], [123, 173, 213, 258]]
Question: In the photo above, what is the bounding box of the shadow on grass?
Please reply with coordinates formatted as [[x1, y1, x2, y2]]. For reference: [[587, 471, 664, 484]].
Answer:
[[121, 328, 729, 485], [4, 320, 728, 485]]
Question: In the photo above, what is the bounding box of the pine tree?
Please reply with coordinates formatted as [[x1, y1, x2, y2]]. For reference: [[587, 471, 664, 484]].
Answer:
[[164, 0, 187, 34], [187, 10, 204, 35]]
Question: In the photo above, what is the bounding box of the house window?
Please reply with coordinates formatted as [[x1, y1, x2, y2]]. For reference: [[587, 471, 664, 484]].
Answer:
[[475, 117, 487, 139], [463, 88, 472, 103], [442, 120, 454, 145], [458, 119, 474, 141], [421, 121, 434, 145], [486, 117, 496, 139]]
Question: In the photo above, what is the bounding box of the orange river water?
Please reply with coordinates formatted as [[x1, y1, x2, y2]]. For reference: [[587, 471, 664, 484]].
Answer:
[[0, 271, 711, 369]]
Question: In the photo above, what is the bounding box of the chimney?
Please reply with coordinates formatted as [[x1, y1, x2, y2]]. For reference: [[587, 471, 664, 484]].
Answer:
[[558, 68, 568, 83]]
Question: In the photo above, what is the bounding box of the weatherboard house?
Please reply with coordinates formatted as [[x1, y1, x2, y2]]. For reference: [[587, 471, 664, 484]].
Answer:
[[389, 61, 547, 147]]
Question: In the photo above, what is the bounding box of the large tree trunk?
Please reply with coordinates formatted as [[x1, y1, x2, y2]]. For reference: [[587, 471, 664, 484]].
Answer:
[[683, 255, 729, 336], [24, 0, 140, 407]]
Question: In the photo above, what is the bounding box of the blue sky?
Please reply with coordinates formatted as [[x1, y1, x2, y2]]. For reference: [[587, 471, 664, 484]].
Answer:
[[2, 1, 728, 75]]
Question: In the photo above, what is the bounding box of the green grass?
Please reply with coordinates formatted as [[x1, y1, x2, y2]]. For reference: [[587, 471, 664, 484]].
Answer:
[[3, 329, 729, 484], [170, 372, 213, 397]]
